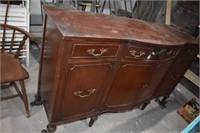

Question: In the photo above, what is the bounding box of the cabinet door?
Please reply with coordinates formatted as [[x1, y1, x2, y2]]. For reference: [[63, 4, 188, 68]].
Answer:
[[135, 61, 172, 101], [155, 47, 198, 97], [59, 63, 112, 120], [105, 62, 154, 108], [155, 57, 197, 97], [105, 61, 172, 109]]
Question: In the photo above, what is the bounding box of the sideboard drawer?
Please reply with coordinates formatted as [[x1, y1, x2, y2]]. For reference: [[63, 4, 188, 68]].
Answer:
[[179, 47, 198, 56], [71, 43, 121, 59], [126, 45, 152, 60], [125, 45, 179, 60], [149, 47, 179, 60]]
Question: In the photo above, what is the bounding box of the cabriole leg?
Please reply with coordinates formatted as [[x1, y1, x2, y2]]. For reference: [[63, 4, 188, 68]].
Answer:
[[155, 95, 169, 109], [47, 124, 57, 133], [140, 101, 150, 110], [30, 94, 43, 107], [89, 115, 98, 127]]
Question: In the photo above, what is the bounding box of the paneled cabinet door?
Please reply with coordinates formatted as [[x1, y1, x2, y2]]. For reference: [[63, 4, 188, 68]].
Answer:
[[105, 62, 154, 108], [134, 61, 173, 101], [59, 63, 112, 120], [155, 47, 198, 97], [155, 56, 197, 97], [105, 61, 172, 109]]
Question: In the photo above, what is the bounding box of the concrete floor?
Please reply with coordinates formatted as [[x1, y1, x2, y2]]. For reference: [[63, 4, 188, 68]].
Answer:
[[0, 44, 198, 133]]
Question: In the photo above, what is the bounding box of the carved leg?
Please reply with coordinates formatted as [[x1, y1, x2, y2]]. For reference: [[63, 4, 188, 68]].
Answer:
[[30, 94, 43, 107], [160, 95, 169, 108], [19, 80, 30, 118], [155, 95, 169, 109], [41, 129, 48, 133], [89, 115, 98, 127], [155, 98, 163, 108], [140, 101, 150, 110], [41, 124, 56, 133], [47, 124, 57, 133]]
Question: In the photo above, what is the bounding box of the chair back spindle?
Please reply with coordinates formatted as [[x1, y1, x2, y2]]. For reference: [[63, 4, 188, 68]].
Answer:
[[4, 0, 10, 25], [1, 26, 6, 52], [1, 0, 10, 52], [9, 29, 16, 53], [0, 0, 34, 58], [14, 35, 28, 58], [0, 24, 34, 58]]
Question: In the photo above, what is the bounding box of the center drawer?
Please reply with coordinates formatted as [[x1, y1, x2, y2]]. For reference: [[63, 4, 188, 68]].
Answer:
[[71, 43, 121, 59]]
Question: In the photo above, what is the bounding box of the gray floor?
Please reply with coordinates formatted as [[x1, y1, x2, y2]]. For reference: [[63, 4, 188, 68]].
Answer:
[[0, 44, 198, 133]]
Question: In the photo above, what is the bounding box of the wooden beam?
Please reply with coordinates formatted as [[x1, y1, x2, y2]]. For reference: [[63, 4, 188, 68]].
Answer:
[[184, 70, 200, 88], [165, 0, 171, 25]]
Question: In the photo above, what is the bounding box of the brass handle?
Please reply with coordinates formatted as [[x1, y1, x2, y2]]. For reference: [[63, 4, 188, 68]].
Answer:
[[142, 84, 148, 89], [73, 88, 97, 98], [87, 48, 107, 57], [129, 49, 145, 58], [152, 49, 166, 56]]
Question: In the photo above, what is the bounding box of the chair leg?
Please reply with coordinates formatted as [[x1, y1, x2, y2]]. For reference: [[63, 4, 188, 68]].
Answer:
[[19, 80, 30, 118]]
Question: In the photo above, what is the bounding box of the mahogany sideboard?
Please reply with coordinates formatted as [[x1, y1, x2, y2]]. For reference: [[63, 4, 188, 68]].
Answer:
[[31, 6, 199, 132]]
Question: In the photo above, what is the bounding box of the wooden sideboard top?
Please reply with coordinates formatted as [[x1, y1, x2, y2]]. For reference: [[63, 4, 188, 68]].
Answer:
[[44, 6, 198, 46]]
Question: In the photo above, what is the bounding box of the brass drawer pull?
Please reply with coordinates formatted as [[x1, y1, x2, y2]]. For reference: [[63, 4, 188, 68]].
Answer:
[[73, 88, 97, 98], [129, 49, 145, 58], [152, 49, 166, 56], [142, 84, 148, 89], [87, 48, 107, 57]]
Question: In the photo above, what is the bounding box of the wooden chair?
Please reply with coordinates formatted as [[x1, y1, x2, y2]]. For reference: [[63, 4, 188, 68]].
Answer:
[[0, 23, 34, 117]]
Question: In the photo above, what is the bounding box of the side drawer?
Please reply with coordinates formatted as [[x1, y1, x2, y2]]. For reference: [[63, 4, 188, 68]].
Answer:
[[126, 45, 152, 60], [179, 46, 198, 57], [71, 43, 121, 59], [125, 45, 179, 60]]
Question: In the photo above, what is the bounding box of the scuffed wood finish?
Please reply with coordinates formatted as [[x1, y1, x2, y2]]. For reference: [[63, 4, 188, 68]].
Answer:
[[36, 6, 198, 132], [44, 6, 186, 45]]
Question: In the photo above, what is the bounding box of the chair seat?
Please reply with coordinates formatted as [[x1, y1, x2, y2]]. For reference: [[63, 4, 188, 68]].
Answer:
[[0, 52, 29, 83]]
